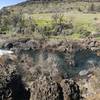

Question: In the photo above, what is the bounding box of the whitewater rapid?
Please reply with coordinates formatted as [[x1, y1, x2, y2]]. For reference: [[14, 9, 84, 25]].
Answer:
[[0, 49, 14, 56]]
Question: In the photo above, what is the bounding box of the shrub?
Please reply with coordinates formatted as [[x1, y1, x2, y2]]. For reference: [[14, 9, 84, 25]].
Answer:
[[78, 28, 91, 38]]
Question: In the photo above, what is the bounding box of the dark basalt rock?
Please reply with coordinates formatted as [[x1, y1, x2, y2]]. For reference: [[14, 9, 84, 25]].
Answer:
[[0, 47, 81, 100], [0, 65, 81, 100], [30, 75, 81, 100], [61, 79, 81, 100], [8, 72, 30, 100], [1, 38, 100, 100], [3, 43, 13, 50], [0, 62, 30, 100]]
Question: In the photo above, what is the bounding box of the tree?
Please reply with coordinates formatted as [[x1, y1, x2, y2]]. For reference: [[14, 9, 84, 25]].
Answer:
[[89, 3, 95, 12]]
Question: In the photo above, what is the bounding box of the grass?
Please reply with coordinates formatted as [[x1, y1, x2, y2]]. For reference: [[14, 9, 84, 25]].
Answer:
[[49, 33, 81, 41], [31, 13, 100, 20], [5, 13, 100, 40], [31, 13, 100, 30], [29, 13, 100, 39], [2, 1, 100, 41], [35, 19, 52, 27]]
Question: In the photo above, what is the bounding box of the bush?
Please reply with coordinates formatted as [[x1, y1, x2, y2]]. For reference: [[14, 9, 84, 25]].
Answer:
[[78, 28, 91, 38]]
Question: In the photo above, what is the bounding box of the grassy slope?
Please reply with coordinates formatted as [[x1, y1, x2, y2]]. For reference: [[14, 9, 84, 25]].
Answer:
[[28, 13, 100, 39], [3, 13, 100, 40], [2, 1, 100, 40]]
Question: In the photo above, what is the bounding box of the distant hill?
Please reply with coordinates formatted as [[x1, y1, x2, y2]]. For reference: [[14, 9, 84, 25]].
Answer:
[[0, 0, 100, 37], [0, 0, 100, 15]]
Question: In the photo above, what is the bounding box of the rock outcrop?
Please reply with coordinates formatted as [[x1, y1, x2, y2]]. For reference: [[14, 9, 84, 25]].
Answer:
[[0, 45, 81, 100], [0, 38, 100, 100]]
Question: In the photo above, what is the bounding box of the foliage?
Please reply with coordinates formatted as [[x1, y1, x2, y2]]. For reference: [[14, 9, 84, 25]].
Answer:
[[1, 7, 100, 39], [78, 28, 91, 38]]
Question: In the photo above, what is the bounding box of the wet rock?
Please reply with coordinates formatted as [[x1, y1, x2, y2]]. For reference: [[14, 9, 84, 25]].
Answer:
[[0, 53, 30, 100], [2, 38, 100, 54], [30, 75, 81, 100], [61, 79, 81, 100], [3, 43, 13, 50], [26, 40, 40, 50], [1, 38, 100, 100], [30, 75, 63, 100], [79, 70, 89, 76]]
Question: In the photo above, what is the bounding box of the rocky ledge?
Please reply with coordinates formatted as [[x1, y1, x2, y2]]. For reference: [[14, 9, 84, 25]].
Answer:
[[0, 38, 100, 100], [0, 58, 81, 100]]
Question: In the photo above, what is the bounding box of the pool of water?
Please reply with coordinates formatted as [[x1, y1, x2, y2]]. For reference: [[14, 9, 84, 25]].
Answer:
[[17, 49, 100, 78]]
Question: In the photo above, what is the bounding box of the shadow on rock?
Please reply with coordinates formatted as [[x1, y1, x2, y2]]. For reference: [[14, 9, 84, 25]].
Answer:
[[7, 72, 31, 100]]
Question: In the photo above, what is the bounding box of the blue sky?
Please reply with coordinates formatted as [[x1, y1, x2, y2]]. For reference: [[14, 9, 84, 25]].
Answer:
[[0, 0, 26, 8]]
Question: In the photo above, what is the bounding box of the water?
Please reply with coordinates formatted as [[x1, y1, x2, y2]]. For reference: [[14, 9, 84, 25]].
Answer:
[[0, 49, 14, 56], [17, 49, 100, 78]]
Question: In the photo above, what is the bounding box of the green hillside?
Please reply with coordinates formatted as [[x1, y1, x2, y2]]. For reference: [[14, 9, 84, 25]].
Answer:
[[0, 0, 100, 40]]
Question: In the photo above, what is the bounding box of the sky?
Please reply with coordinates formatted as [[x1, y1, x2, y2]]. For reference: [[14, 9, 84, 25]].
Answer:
[[0, 0, 26, 8]]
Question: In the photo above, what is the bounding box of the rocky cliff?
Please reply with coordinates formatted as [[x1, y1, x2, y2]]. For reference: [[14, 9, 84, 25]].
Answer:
[[0, 38, 100, 100], [0, 52, 81, 100]]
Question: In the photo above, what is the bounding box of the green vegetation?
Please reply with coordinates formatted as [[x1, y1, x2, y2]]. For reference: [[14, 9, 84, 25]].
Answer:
[[27, 13, 100, 39], [1, 12, 100, 39], [0, 0, 100, 40]]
